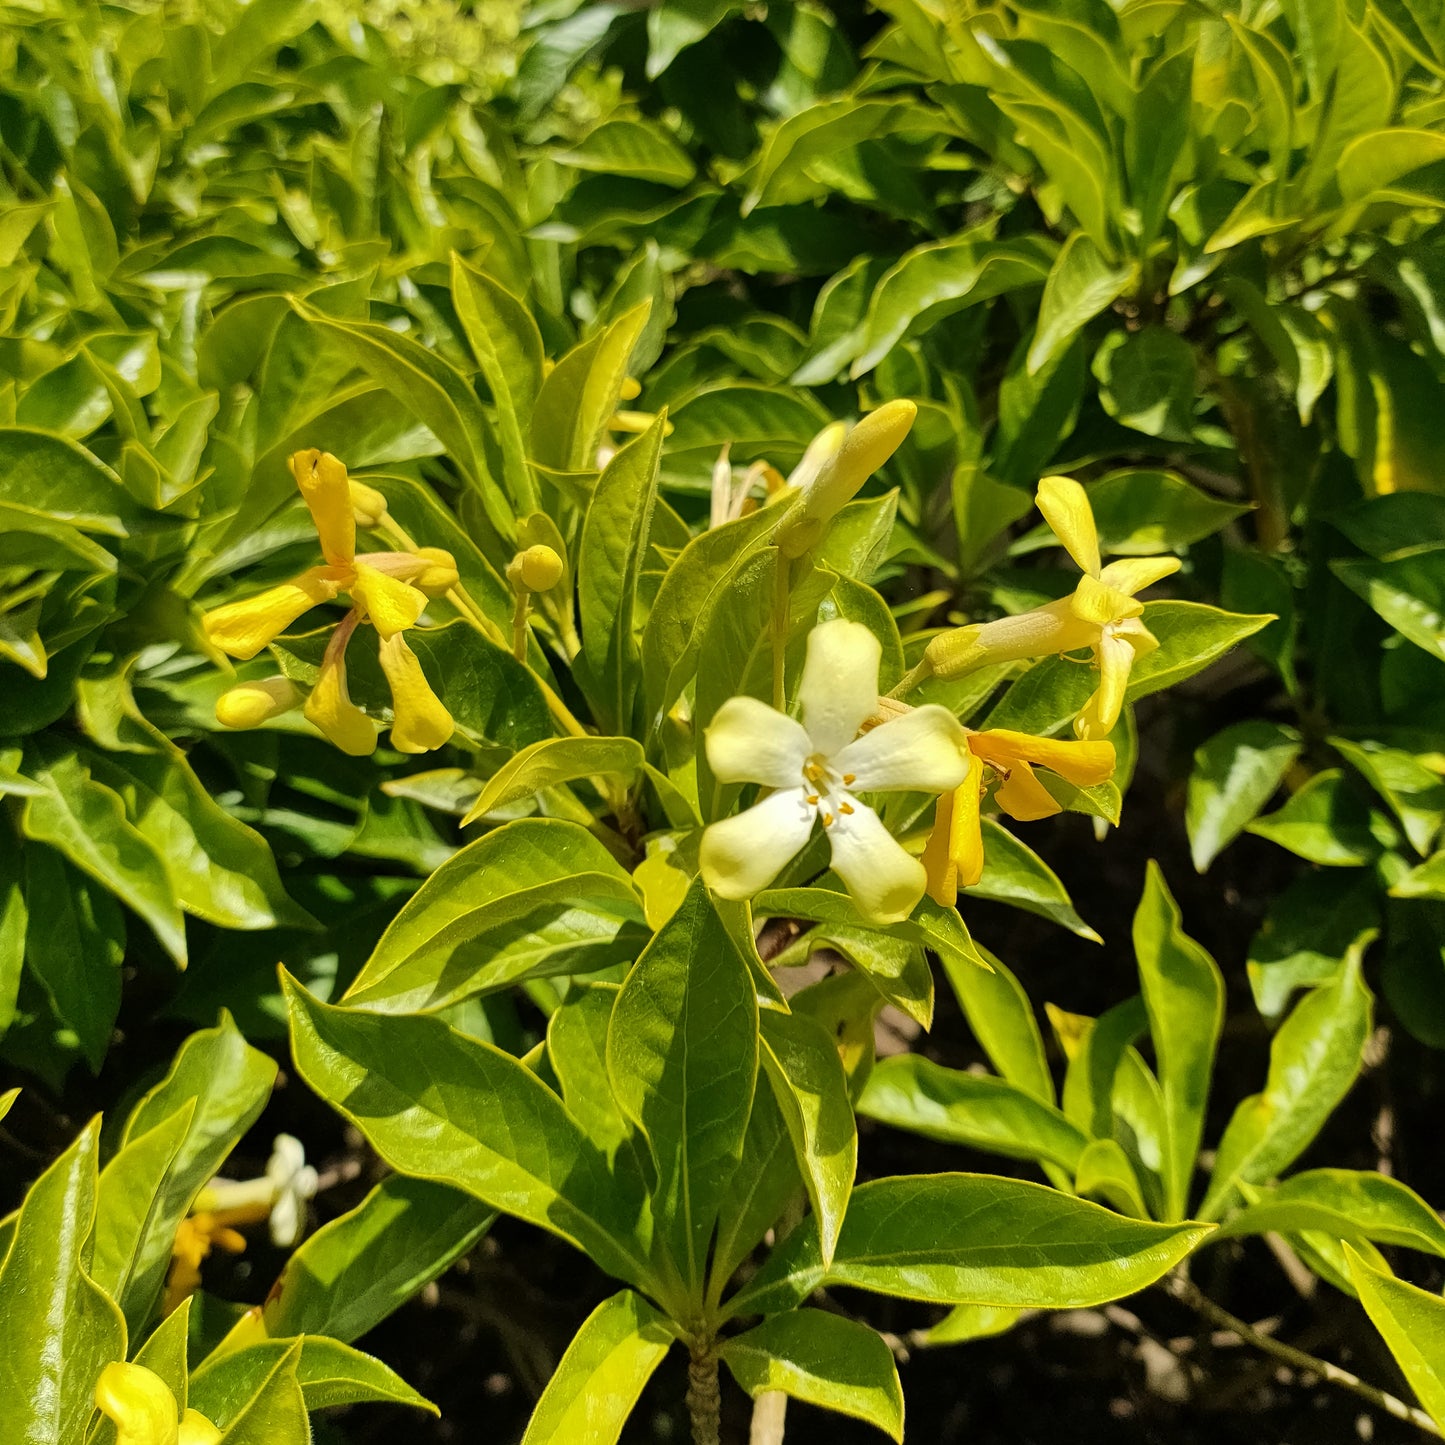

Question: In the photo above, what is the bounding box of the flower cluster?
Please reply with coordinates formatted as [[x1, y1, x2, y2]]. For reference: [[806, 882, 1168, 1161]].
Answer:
[[204, 450, 458, 756]]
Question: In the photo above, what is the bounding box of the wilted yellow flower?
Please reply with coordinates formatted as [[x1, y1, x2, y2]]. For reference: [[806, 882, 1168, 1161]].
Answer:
[[202, 451, 455, 756], [923, 729, 1116, 905], [924, 476, 1179, 739], [94, 1361, 221, 1445]]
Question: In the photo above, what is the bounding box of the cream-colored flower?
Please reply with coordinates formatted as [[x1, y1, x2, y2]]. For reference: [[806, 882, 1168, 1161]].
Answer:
[[923, 475, 1179, 739], [700, 619, 968, 923]]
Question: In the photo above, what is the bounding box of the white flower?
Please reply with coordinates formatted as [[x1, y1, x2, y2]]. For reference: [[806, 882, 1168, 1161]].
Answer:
[[265, 1134, 318, 1247], [699, 619, 968, 923]]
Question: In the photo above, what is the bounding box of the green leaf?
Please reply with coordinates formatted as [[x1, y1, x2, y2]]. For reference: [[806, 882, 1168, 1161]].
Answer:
[[1201, 944, 1373, 1219], [0, 1120, 124, 1445], [0, 828, 24, 1036], [727, 1174, 1211, 1318], [1133, 863, 1224, 1221], [1187, 721, 1303, 871], [1093, 328, 1197, 441], [521, 1290, 674, 1445], [132, 1297, 192, 1407], [1218, 1170, 1445, 1257], [1074, 1138, 1149, 1219], [1028, 232, 1135, 374], [191, 1336, 434, 1417], [0, 1087, 16, 1123], [607, 882, 758, 1301], [557, 119, 697, 186], [284, 976, 653, 1292], [1394, 850, 1445, 901], [992, 331, 1086, 488], [203, 1339, 308, 1445], [1347, 1248, 1445, 1429], [92, 1102, 194, 1337], [19, 738, 187, 965], [759, 1009, 856, 1269], [1247, 769, 1385, 865], [531, 302, 651, 473], [720, 1310, 904, 1441], [859, 1055, 1087, 1174], [0, 428, 144, 536], [1248, 871, 1379, 1017], [577, 416, 666, 732], [1338, 128, 1445, 204], [1330, 551, 1445, 662], [342, 819, 647, 1013], [923, 1303, 1023, 1346], [851, 233, 1053, 378], [1332, 737, 1445, 857], [264, 1176, 495, 1344], [972, 820, 1100, 940], [461, 737, 645, 826], [646, 0, 739, 78], [1083, 470, 1252, 555]]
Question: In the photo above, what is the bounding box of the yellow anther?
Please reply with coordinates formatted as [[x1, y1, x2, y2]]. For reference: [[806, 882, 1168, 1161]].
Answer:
[[822, 812, 835, 827], [806, 794, 820, 805], [840, 801, 855, 815], [842, 772, 856, 785]]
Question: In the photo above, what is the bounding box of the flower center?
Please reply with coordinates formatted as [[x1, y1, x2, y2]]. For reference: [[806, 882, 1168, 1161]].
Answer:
[[801, 753, 857, 827]]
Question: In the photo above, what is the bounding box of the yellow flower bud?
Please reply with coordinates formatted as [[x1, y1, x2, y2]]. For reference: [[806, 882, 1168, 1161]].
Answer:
[[618, 377, 642, 401], [349, 480, 389, 528], [95, 1361, 222, 1445], [215, 677, 301, 729], [777, 400, 916, 558], [508, 544, 565, 594], [410, 546, 459, 597]]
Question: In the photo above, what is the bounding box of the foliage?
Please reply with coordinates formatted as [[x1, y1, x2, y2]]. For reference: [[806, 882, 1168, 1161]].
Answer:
[[4, 0, 1445, 1441]]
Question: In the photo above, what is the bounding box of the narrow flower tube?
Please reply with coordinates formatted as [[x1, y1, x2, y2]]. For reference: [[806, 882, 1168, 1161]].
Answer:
[[215, 677, 300, 730], [304, 613, 378, 756]]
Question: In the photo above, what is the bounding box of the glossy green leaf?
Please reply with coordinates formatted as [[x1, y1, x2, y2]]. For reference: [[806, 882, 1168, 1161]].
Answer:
[[1093, 328, 1197, 441], [1346, 1246, 1445, 1428], [1084, 470, 1252, 555], [1187, 720, 1303, 871], [972, 820, 1100, 940], [759, 1008, 856, 1269], [521, 1290, 674, 1445], [264, 1176, 495, 1344], [1247, 769, 1385, 865], [940, 942, 1053, 1105], [1133, 863, 1224, 1220], [0, 1120, 124, 1445], [558, 119, 697, 186], [462, 737, 645, 826], [1028, 232, 1134, 374], [1331, 551, 1445, 662], [343, 819, 647, 1013], [720, 1310, 904, 1441], [205, 1340, 308, 1445], [1202, 945, 1373, 1218], [860, 1055, 1087, 1173], [285, 977, 653, 1290], [923, 1303, 1023, 1346], [728, 1174, 1211, 1318], [1332, 737, 1445, 857], [607, 882, 758, 1301]]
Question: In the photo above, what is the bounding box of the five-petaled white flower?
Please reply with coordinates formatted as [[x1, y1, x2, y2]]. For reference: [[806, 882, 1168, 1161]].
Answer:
[[699, 619, 968, 924]]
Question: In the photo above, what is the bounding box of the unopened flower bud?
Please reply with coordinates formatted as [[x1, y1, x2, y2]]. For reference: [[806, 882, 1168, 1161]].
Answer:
[[411, 546, 459, 597], [215, 677, 301, 729], [508, 544, 565, 593], [349, 480, 388, 528], [778, 400, 916, 559], [619, 377, 642, 401]]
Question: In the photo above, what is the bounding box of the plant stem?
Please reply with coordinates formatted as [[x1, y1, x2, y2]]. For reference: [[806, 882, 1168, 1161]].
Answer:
[[749, 1390, 787, 1445], [687, 1341, 722, 1445], [1165, 1273, 1441, 1437], [511, 589, 531, 663], [886, 659, 931, 700]]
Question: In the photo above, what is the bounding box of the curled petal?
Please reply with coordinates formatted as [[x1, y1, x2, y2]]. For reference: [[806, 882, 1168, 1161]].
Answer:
[[1069, 573, 1141, 626], [798, 620, 882, 756], [826, 799, 927, 924], [924, 762, 987, 906], [350, 563, 427, 638], [202, 568, 341, 660], [706, 696, 811, 788], [290, 450, 356, 569], [969, 730, 1116, 789], [922, 785, 960, 908], [179, 1411, 223, 1445], [1098, 556, 1181, 596], [700, 788, 815, 900], [1076, 626, 1137, 740], [992, 762, 1063, 822], [305, 644, 378, 757], [95, 1362, 180, 1445], [1037, 475, 1101, 577], [378, 633, 454, 754], [833, 705, 968, 793]]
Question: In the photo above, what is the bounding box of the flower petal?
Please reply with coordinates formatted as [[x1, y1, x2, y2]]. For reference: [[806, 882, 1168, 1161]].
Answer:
[[970, 730, 1116, 788], [1037, 475, 1100, 577], [378, 633, 454, 754], [1069, 573, 1141, 626], [826, 799, 927, 924], [291, 449, 355, 569], [834, 705, 968, 793], [350, 563, 427, 639], [993, 762, 1063, 822], [924, 597, 1095, 678], [95, 1362, 180, 1445], [922, 785, 960, 907], [1098, 556, 1181, 596], [798, 619, 882, 756], [202, 568, 341, 660], [215, 676, 301, 729], [1076, 626, 1136, 740], [706, 696, 811, 787], [305, 650, 379, 757], [700, 788, 816, 899], [179, 1410, 223, 1445]]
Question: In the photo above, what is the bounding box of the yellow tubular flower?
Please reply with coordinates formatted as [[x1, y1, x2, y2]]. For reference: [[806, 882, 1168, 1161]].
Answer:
[[95, 1362, 222, 1445], [923, 730, 1116, 907], [305, 613, 379, 757], [165, 1212, 248, 1316], [202, 570, 343, 661], [215, 677, 300, 730], [379, 634, 454, 754], [923, 476, 1180, 739]]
